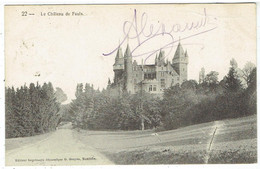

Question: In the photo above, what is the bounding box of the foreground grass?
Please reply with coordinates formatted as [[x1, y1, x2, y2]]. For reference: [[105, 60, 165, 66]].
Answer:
[[104, 138, 257, 164], [75, 115, 257, 164], [105, 149, 207, 164], [105, 149, 257, 164]]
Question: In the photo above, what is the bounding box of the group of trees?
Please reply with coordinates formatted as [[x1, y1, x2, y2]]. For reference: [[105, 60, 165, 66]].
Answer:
[[67, 83, 162, 130], [5, 82, 66, 138], [66, 59, 256, 131], [162, 60, 256, 129]]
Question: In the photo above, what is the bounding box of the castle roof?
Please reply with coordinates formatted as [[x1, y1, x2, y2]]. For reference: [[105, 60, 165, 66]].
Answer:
[[184, 50, 188, 58], [173, 42, 185, 59], [171, 69, 179, 76], [124, 44, 131, 57], [116, 47, 123, 59], [114, 46, 124, 67], [158, 50, 165, 59]]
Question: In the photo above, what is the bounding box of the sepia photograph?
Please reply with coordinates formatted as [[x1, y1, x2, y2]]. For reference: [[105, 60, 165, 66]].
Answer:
[[4, 3, 257, 166]]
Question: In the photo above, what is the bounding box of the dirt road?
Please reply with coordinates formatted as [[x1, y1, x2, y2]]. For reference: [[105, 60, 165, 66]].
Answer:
[[6, 123, 114, 166]]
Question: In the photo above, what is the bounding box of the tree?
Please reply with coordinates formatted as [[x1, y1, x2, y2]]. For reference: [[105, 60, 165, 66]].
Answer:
[[230, 58, 238, 69], [55, 87, 68, 103], [181, 80, 198, 91], [225, 61, 242, 93], [143, 98, 162, 129], [161, 83, 199, 130], [69, 83, 86, 128], [5, 87, 20, 138], [75, 83, 83, 98], [204, 71, 219, 85], [244, 68, 256, 115], [214, 59, 244, 119], [242, 62, 256, 87]]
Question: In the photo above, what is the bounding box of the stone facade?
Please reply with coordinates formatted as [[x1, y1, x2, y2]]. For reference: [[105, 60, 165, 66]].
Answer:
[[112, 42, 189, 94]]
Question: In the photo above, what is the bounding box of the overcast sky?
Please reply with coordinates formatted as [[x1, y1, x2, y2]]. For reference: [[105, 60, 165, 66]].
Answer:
[[5, 4, 256, 103]]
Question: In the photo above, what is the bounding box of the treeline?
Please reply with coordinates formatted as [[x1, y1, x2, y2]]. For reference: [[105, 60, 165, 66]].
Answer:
[[65, 59, 256, 131], [66, 83, 162, 130], [5, 82, 63, 138], [162, 68, 256, 130]]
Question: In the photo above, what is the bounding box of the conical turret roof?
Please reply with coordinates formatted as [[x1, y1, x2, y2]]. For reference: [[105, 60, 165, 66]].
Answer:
[[158, 50, 165, 59], [124, 44, 132, 57], [173, 42, 185, 59], [116, 47, 123, 59], [184, 50, 188, 57], [155, 53, 158, 64]]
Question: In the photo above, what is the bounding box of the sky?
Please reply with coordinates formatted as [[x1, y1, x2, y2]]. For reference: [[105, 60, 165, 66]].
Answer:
[[5, 4, 256, 103]]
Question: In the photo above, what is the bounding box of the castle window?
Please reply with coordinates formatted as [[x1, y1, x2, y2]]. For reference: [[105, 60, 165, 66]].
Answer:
[[149, 85, 152, 92], [161, 72, 165, 77], [153, 85, 157, 91], [161, 79, 165, 88], [161, 67, 163, 70], [177, 77, 180, 81]]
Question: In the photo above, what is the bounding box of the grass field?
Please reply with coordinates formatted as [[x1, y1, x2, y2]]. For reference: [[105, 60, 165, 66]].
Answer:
[[75, 115, 257, 164]]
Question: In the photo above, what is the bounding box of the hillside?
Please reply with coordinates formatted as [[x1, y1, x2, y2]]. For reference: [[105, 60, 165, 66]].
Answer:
[[75, 115, 257, 164]]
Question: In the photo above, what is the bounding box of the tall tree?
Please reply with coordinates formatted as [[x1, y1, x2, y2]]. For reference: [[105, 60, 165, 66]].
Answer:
[[242, 62, 256, 87], [225, 59, 242, 93], [55, 87, 68, 103]]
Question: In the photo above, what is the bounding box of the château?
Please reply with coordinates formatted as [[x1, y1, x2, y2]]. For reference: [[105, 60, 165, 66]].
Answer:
[[111, 42, 189, 94]]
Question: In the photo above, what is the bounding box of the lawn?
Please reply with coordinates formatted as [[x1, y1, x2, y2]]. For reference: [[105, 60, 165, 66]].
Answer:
[[75, 115, 257, 164]]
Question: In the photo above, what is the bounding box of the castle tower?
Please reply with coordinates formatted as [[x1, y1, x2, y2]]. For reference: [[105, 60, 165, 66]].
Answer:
[[172, 42, 189, 82], [113, 46, 124, 84], [124, 44, 134, 93], [199, 67, 205, 84]]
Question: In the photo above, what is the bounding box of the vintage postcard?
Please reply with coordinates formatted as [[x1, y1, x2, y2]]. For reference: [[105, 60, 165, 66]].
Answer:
[[4, 4, 257, 166]]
